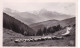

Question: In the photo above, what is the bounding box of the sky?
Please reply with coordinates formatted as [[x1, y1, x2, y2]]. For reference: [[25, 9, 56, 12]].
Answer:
[[3, 0, 76, 16]]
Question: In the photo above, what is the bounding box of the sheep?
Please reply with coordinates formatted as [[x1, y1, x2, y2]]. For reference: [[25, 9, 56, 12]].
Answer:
[[14, 39, 21, 43], [51, 36, 56, 39], [26, 39, 30, 42], [30, 38, 34, 42], [14, 40, 19, 43], [19, 39, 25, 42], [47, 36, 52, 40], [37, 38, 42, 41], [56, 36, 63, 39], [23, 39, 28, 42], [33, 38, 39, 42], [41, 37, 47, 41]]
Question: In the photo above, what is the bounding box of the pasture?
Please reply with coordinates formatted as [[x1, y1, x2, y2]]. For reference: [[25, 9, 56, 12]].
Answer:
[[3, 36, 75, 46], [3, 16, 75, 46]]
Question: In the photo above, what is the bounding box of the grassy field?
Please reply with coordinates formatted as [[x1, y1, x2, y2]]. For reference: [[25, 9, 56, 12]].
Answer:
[[3, 28, 75, 46]]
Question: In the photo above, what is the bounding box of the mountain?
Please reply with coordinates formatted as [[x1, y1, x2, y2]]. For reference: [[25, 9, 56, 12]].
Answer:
[[4, 8, 74, 25], [29, 17, 75, 31], [59, 17, 75, 27], [38, 9, 73, 20], [3, 13, 36, 36], [18, 12, 41, 24], [3, 8, 41, 25], [29, 19, 59, 31], [3, 8, 33, 25]]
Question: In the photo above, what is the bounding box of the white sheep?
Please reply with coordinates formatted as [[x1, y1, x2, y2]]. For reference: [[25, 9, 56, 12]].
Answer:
[[23, 39, 28, 42], [47, 36, 52, 40], [30, 38, 34, 42], [33, 38, 39, 41], [26, 39, 30, 42], [37, 38, 42, 41], [41, 37, 47, 40], [14, 39, 22, 43]]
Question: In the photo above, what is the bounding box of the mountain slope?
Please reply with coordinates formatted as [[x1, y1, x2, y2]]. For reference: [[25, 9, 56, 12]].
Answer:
[[4, 8, 41, 25], [3, 27, 75, 46], [59, 17, 75, 27], [29, 20, 59, 31], [3, 13, 36, 36], [3, 28, 24, 38], [30, 17, 75, 31]]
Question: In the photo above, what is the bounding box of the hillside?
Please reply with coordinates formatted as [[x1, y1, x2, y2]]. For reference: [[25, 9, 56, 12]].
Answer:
[[3, 28, 25, 38], [3, 26, 75, 46], [3, 13, 36, 36], [3, 16, 75, 46], [3, 28, 25, 46], [59, 17, 75, 27], [29, 17, 75, 31], [29, 20, 59, 31]]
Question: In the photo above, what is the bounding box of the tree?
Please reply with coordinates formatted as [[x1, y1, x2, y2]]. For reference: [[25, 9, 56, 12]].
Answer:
[[56, 24, 62, 31], [52, 26, 57, 32], [24, 31, 27, 36], [36, 29, 43, 36], [47, 27, 54, 33], [43, 27, 47, 35]]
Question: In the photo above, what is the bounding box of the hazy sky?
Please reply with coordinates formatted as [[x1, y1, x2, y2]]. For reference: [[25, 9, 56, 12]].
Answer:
[[3, 0, 76, 16]]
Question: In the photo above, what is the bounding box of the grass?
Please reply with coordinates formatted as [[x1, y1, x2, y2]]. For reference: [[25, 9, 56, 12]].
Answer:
[[3, 28, 75, 46]]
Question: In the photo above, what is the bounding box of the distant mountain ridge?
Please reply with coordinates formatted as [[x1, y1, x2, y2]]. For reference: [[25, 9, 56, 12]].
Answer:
[[4, 8, 74, 25]]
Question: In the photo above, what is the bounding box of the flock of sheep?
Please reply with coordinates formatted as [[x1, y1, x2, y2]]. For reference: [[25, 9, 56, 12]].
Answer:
[[14, 36, 63, 43]]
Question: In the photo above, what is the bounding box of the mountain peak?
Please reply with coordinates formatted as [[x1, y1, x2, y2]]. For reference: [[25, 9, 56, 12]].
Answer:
[[4, 8, 19, 13], [40, 9, 48, 12]]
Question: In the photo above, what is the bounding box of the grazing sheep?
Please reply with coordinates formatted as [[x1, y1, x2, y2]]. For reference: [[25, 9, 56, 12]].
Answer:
[[23, 39, 28, 42], [41, 37, 47, 41], [56, 36, 63, 39], [47, 36, 52, 40], [19, 39, 24, 42], [52, 36, 56, 38], [44, 37, 48, 40], [30, 38, 34, 42], [37, 38, 42, 41], [33, 38, 39, 41], [14, 40, 19, 43], [52, 36, 56, 39], [26, 39, 30, 42], [14, 39, 21, 43]]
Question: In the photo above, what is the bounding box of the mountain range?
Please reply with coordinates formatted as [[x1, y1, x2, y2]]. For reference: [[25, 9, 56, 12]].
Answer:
[[4, 8, 74, 25], [3, 8, 75, 35]]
